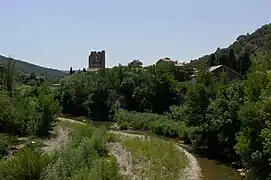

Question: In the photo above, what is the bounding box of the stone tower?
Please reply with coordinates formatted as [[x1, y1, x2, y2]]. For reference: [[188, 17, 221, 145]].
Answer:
[[88, 50, 105, 71]]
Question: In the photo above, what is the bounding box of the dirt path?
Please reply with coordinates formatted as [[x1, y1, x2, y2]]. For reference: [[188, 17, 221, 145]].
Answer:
[[106, 142, 140, 179], [57, 117, 203, 180], [57, 117, 86, 125], [42, 117, 87, 153], [42, 127, 69, 153]]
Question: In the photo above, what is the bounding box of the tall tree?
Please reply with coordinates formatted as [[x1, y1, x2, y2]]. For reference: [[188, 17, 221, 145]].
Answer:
[[128, 59, 143, 68], [228, 48, 237, 70], [239, 50, 251, 75], [1, 56, 15, 96], [69, 67, 73, 75], [209, 53, 217, 66]]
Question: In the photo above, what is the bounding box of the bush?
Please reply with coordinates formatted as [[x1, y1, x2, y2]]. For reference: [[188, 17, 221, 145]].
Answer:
[[165, 105, 185, 121], [0, 145, 52, 180], [0, 125, 120, 180], [41, 125, 120, 180], [0, 85, 59, 137], [0, 91, 14, 134], [0, 134, 9, 158], [115, 110, 190, 139], [12, 87, 59, 137]]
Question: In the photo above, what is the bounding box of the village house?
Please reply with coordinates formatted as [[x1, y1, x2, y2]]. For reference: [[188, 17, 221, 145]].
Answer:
[[190, 65, 241, 85]]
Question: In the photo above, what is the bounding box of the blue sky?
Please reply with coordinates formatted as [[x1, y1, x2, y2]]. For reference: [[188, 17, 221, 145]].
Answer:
[[1, 0, 270, 70]]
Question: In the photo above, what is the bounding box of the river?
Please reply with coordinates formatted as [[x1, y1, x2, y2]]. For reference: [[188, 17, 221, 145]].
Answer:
[[90, 120, 242, 180]]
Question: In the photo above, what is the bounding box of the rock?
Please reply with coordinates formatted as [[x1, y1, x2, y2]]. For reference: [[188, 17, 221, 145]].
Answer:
[[240, 172, 245, 177]]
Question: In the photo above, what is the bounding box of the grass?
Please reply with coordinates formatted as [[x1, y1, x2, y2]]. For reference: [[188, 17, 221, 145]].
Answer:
[[0, 121, 121, 180], [41, 125, 120, 180], [1, 116, 189, 180], [120, 136, 187, 180], [115, 110, 191, 143], [56, 118, 86, 130]]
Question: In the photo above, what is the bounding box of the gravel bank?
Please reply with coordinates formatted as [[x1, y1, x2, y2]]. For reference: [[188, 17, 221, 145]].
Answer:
[[57, 117, 203, 180], [42, 127, 69, 153], [108, 130, 203, 180]]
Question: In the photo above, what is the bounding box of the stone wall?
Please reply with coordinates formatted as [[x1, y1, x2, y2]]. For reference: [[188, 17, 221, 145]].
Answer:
[[88, 50, 105, 69]]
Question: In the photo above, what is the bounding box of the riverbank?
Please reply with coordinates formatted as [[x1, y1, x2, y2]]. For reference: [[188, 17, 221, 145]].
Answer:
[[57, 117, 203, 180], [109, 131, 203, 180], [0, 119, 120, 180]]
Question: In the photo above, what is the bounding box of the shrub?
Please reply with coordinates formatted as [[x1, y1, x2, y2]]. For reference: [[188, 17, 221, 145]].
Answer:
[[0, 145, 52, 180], [13, 89, 59, 137], [165, 105, 185, 121], [115, 110, 189, 139], [0, 134, 9, 158], [41, 125, 120, 180], [0, 90, 14, 134]]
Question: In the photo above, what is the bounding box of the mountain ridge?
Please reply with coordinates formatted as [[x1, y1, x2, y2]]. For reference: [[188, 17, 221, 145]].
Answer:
[[0, 55, 67, 79]]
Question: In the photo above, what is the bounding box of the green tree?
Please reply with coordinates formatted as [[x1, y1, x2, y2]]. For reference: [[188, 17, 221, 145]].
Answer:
[[69, 67, 74, 75], [0, 91, 14, 133], [128, 59, 143, 68]]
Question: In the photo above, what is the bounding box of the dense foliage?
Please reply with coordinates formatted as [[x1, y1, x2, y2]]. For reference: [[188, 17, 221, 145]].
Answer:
[[113, 70, 271, 179], [116, 110, 186, 138], [56, 62, 193, 119], [0, 60, 60, 158], [57, 54, 271, 179], [0, 85, 59, 137], [0, 58, 120, 179]]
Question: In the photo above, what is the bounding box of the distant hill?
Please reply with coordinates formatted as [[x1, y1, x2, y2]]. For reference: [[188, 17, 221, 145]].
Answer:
[[190, 23, 271, 74], [0, 55, 67, 80]]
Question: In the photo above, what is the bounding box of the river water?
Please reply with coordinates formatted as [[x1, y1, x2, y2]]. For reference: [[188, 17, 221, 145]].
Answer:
[[90, 121, 242, 180]]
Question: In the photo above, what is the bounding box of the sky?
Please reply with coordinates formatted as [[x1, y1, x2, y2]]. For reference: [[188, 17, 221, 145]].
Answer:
[[1, 0, 271, 70]]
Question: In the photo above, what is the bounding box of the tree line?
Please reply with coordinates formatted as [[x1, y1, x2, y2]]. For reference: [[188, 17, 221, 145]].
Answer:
[[56, 55, 271, 179]]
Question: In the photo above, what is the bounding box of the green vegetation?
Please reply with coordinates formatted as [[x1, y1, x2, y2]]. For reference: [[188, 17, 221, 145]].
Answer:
[[55, 23, 271, 180], [40, 124, 120, 180], [120, 136, 186, 180], [0, 56, 121, 180], [0, 145, 53, 180], [191, 24, 271, 74], [56, 62, 192, 119], [1, 23, 271, 179], [0, 59, 60, 158], [116, 110, 189, 142], [0, 85, 59, 137], [0, 123, 120, 180], [114, 71, 271, 179], [0, 55, 67, 83]]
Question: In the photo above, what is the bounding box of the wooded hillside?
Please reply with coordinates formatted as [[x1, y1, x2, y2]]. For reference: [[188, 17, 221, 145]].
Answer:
[[191, 23, 271, 74], [0, 55, 67, 80]]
